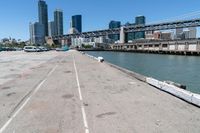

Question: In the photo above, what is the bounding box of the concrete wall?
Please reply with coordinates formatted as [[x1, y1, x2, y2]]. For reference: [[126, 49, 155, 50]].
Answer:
[[146, 77, 200, 107]]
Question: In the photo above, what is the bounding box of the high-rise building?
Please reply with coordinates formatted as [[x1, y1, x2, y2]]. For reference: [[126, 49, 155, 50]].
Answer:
[[48, 21, 56, 37], [124, 22, 135, 42], [29, 22, 45, 45], [135, 16, 146, 25], [109, 21, 121, 29], [38, 0, 48, 36], [71, 15, 82, 33], [109, 21, 121, 42], [54, 9, 63, 36], [135, 32, 145, 40], [135, 16, 146, 39], [175, 28, 183, 39], [188, 27, 197, 39]]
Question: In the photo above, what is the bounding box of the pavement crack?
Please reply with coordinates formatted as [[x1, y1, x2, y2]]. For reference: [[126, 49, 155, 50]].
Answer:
[[96, 112, 117, 118]]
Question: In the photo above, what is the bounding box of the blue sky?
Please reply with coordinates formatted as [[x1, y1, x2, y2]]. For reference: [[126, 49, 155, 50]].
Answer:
[[0, 0, 200, 40]]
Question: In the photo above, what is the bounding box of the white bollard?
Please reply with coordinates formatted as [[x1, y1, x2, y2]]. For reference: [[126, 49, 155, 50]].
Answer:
[[97, 57, 104, 62]]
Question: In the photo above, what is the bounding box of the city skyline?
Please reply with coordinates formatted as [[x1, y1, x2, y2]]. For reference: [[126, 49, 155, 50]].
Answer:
[[0, 0, 200, 40]]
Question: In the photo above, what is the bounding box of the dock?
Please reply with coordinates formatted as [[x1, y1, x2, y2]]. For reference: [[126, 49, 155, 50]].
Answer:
[[111, 39, 200, 55], [0, 50, 200, 133]]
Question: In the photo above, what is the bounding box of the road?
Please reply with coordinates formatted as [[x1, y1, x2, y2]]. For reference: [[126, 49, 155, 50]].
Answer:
[[0, 50, 200, 133]]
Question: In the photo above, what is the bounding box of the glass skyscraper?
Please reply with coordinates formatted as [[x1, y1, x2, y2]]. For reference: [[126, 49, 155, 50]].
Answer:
[[109, 21, 121, 29], [109, 21, 121, 42], [48, 21, 56, 37], [135, 16, 146, 39], [29, 22, 45, 45], [71, 15, 82, 33], [135, 16, 146, 25], [38, 0, 48, 36], [54, 9, 63, 36]]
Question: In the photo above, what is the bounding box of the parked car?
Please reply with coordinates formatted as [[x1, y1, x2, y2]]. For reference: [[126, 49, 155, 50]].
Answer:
[[39, 46, 48, 51], [24, 46, 39, 52], [14, 47, 23, 51], [1, 47, 16, 51], [56, 45, 69, 52]]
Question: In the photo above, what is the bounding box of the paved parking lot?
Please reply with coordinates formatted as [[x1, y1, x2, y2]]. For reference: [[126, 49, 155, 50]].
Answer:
[[0, 50, 200, 133]]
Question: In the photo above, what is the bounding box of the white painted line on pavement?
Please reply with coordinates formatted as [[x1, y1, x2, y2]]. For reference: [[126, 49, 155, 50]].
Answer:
[[73, 56, 83, 101], [73, 55, 90, 133], [0, 65, 58, 133]]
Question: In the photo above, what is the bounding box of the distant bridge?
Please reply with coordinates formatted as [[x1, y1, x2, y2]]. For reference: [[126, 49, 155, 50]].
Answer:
[[52, 18, 200, 40]]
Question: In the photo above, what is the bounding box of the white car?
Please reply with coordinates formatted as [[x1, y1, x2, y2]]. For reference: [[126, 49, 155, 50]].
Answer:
[[24, 46, 39, 52]]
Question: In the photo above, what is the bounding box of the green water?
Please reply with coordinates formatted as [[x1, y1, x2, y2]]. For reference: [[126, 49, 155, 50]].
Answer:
[[86, 51, 200, 94]]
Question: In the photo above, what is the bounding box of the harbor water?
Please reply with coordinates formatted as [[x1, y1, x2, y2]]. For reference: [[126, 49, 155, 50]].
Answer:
[[85, 51, 200, 94]]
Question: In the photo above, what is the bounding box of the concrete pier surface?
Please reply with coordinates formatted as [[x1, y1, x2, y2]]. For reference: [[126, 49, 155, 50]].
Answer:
[[0, 50, 200, 133]]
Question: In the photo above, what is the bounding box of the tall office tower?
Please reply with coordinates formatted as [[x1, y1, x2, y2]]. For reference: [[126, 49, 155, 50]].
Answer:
[[38, 0, 48, 36], [54, 9, 63, 36], [48, 21, 56, 37], [135, 16, 146, 25], [109, 21, 121, 29], [135, 16, 146, 39], [109, 21, 121, 42], [71, 15, 82, 33], [29, 22, 45, 45]]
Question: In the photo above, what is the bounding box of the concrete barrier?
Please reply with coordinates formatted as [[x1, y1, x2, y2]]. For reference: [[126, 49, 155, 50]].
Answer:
[[97, 57, 104, 62], [191, 94, 200, 107], [146, 77, 200, 107]]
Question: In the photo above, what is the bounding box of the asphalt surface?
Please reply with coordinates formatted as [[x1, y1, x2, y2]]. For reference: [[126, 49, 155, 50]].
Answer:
[[0, 50, 200, 133]]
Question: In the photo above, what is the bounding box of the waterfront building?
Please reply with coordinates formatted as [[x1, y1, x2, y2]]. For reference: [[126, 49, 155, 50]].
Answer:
[[109, 21, 121, 42], [153, 31, 162, 40], [29, 22, 45, 45], [48, 21, 56, 37], [54, 9, 63, 36], [71, 37, 93, 47], [145, 31, 154, 40], [71, 15, 82, 33], [94, 36, 107, 44], [38, 0, 48, 36]]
